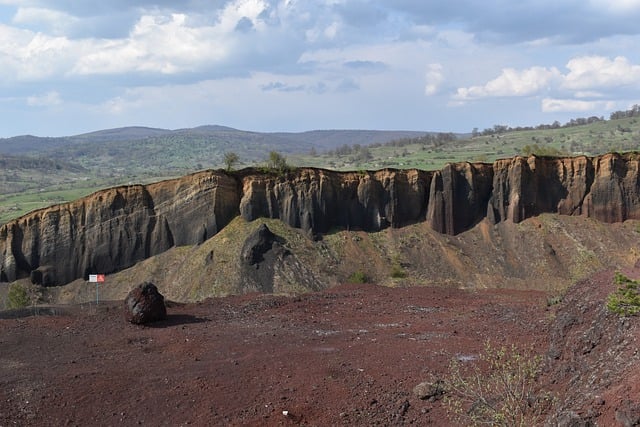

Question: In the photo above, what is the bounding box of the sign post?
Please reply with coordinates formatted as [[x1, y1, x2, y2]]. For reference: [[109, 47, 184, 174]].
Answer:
[[88, 274, 105, 304]]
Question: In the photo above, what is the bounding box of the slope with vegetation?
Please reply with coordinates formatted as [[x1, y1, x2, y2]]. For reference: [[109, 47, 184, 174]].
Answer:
[[292, 106, 640, 170]]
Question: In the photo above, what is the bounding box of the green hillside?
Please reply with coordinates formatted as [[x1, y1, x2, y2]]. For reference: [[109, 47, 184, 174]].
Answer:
[[290, 114, 640, 171]]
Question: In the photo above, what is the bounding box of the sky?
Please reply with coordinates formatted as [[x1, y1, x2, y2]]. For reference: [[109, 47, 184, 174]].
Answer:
[[2, 0, 640, 137]]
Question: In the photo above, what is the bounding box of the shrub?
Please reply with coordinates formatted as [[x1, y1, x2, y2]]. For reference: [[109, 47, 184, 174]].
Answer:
[[606, 272, 640, 316], [267, 151, 289, 174], [390, 264, 407, 279], [546, 293, 563, 307], [7, 283, 30, 309], [443, 342, 554, 427], [347, 270, 368, 284]]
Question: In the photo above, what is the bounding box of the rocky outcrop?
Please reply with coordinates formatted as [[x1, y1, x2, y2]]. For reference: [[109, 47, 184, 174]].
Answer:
[[426, 162, 493, 235], [239, 168, 431, 235], [240, 224, 291, 293], [1, 153, 639, 287], [0, 170, 239, 284]]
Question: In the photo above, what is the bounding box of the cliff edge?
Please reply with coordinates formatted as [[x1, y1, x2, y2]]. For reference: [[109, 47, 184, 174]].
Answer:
[[1, 153, 639, 286]]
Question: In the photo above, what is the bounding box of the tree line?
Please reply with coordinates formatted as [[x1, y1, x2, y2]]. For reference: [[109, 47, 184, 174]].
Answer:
[[476, 104, 640, 137]]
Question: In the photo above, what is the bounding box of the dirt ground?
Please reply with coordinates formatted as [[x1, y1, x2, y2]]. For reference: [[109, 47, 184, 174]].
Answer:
[[0, 283, 551, 426]]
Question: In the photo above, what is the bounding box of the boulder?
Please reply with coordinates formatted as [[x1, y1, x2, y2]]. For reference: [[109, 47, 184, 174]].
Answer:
[[124, 282, 167, 324], [413, 379, 445, 401]]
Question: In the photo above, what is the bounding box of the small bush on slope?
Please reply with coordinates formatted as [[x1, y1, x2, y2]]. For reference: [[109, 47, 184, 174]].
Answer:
[[443, 342, 554, 427], [7, 283, 30, 309], [607, 272, 640, 316]]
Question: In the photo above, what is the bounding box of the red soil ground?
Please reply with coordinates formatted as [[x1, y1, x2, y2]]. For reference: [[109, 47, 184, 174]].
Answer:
[[0, 284, 551, 426]]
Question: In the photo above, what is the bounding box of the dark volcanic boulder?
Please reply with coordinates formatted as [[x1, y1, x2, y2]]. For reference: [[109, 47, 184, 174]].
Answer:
[[124, 282, 167, 324]]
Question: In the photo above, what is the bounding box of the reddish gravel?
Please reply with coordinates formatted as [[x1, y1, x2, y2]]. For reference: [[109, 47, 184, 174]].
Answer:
[[0, 284, 552, 426]]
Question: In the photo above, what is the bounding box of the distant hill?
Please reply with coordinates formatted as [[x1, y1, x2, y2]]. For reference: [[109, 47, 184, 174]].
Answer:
[[0, 126, 433, 157]]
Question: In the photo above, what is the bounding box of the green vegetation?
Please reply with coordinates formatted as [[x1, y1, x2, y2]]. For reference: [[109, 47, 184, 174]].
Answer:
[[390, 255, 407, 278], [267, 151, 289, 174], [223, 151, 240, 172], [6, 283, 30, 309], [521, 143, 568, 157], [606, 272, 640, 316], [546, 294, 563, 307], [443, 342, 553, 427], [291, 106, 640, 171], [390, 265, 407, 279], [347, 270, 369, 284]]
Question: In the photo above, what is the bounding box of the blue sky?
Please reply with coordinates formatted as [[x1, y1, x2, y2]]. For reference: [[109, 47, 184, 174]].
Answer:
[[1, 0, 640, 137]]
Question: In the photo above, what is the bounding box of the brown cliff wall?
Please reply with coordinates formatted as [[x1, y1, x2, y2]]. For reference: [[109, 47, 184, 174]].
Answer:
[[0, 171, 239, 284], [1, 153, 639, 286], [239, 168, 431, 234], [426, 162, 494, 235]]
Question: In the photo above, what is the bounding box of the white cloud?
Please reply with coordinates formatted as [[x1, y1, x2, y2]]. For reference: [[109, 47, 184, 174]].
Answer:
[[589, 0, 640, 12], [424, 63, 443, 96], [542, 98, 617, 113], [454, 66, 561, 101], [12, 7, 79, 35], [72, 13, 232, 75], [453, 55, 640, 113], [217, 0, 268, 33], [0, 24, 75, 81], [26, 90, 61, 106], [563, 55, 640, 90]]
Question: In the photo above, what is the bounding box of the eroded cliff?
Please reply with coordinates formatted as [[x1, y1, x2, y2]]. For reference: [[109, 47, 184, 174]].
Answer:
[[1, 153, 639, 286]]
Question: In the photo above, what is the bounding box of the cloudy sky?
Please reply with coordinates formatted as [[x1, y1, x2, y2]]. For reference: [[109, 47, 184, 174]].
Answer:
[[2, 0, 640, 137]]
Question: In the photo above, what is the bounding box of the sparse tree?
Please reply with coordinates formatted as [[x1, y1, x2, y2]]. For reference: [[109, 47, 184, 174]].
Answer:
[[223, 152, 239, 171], [267, 151, 288, 172]]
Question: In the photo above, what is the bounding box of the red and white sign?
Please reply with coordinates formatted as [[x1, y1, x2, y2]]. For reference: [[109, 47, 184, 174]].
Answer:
[[89, 274, 105, 283]]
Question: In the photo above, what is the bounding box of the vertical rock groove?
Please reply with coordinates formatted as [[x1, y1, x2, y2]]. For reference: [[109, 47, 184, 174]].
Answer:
[[0, 153, 639, 286]]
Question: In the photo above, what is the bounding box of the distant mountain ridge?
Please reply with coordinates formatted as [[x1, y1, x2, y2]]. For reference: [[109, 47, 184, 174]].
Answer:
[[0, 125, 434, 156]]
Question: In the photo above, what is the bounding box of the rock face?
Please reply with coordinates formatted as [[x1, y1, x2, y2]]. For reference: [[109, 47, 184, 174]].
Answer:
[[241, 224, 281, 266], [240, 224, 288, 293], [0, 170, 239, 285], [124, 282, 167, 324], [30, 265, 56, 287], [1, 153, 640, 287], [239, 168, 431, 234]]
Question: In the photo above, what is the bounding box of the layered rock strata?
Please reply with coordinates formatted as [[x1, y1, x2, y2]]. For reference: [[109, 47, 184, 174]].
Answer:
[[1, 153, 638, 286]]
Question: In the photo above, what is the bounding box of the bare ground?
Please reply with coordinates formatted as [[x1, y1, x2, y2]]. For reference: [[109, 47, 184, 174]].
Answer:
[[0, 284, 551, 426], [3, 263, 640, 426]]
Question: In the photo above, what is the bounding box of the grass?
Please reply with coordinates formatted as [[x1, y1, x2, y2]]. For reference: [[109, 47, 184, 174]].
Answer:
[[0, 185, 103, 223]]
